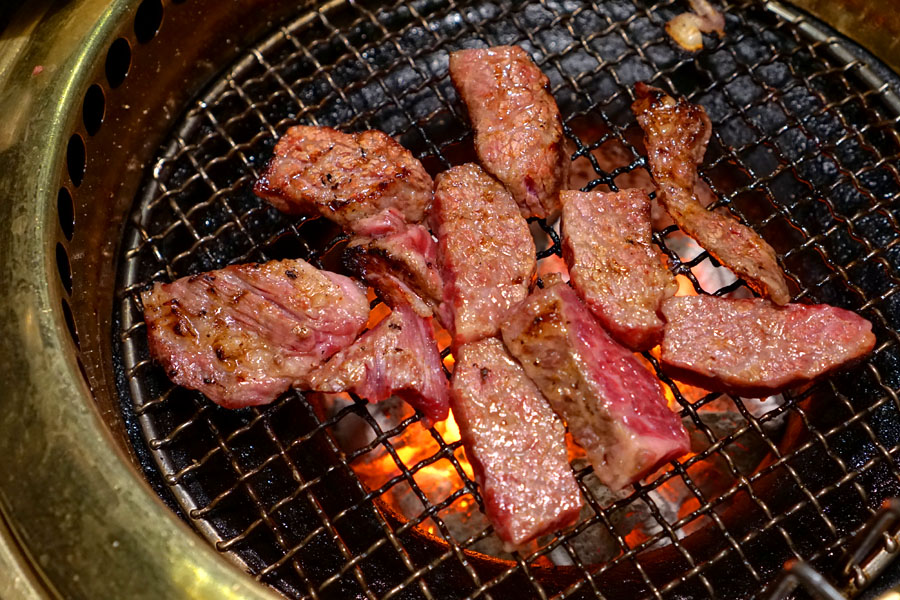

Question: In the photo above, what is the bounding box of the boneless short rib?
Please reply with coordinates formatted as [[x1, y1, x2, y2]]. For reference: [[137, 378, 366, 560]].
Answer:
[[255, 126, 443, 315], [632, 83, 791, 305], [501, 277, 690, 491], [433, 164, 536, 345], [450, 45, 569, 220], [302, 303, 450, 427], [660, 295, 875, 397], [141, 259, 370, 409], [561, 189, 677, 351], [343, 209, 443, 319], [451, 338, 583, 546], [254, 125, 433, 229]]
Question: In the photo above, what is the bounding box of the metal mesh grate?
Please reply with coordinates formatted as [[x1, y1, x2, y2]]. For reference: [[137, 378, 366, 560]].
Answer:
[[115, 0, 900, 597]]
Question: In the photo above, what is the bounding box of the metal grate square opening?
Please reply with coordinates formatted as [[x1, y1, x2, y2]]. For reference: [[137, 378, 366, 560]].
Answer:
[[115, 0, 900, 597]]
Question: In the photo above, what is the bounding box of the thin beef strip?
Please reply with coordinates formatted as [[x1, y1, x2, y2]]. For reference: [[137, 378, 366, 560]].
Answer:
[[450, 45, 569, 220], [343, 208, 443, 319], [301, 303, 450, 427], [433, 164, 536, 346], [451, 337, 583, 546], [632, 83, 790, 304], [660, 295, 875, 397], [561, 189, 677, 350], [501, 276, 690, 491], [142, 259, 369, 409]]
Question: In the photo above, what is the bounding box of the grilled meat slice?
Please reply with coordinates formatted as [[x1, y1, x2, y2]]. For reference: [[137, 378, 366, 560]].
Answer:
[[660, 295, 875, 397], [450, 45, 569, 220], [501, 278, 689, 491], [344, 209, 443, 319], [433, 164, 536, 346], [141, 259, 369, 409], [451, 338, 582, 546], [301, 303, 450, 427], [254, 125, 433, 230], [632, 83, 790, 304], [561, 189, 677, 350]]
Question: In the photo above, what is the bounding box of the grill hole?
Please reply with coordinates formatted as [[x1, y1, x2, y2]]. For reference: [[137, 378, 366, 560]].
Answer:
[[134, 0, 163, 44], [57, 187, 74, 241], [62, 298, 79, 349], [66, 134, 85, 187], [105, 38, 131, 88], [83, 84, 105, 136], [56, 242, 72, 294]]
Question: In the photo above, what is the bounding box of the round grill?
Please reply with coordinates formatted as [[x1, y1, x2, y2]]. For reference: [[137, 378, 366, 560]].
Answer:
[[115, 0, 900, 597]]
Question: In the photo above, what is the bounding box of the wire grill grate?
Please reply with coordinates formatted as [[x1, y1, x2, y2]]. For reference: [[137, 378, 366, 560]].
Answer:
[[115, 0, 900, 597]]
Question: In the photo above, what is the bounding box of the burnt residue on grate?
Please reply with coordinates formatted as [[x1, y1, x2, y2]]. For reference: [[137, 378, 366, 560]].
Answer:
[[113, 0, 900, 598]]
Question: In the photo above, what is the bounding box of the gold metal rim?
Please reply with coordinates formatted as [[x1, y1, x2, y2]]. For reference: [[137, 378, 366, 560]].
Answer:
[[0, 1, 276, 598]]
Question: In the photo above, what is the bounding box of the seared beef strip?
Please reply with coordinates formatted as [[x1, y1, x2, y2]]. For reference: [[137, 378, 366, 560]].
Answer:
[[501, 277, 690, 491], [561, 189, 677, 350], [142, 259, 369, 409], [343, 208, 443, 319], [660, 295, 875, 397], [451, 338, 582, 546], [433, 164, 536, 346], [301, 303, 450, 427], [632, 83, 790, 304], [254, 125, 433, 230], [450, 45, 569, 220]]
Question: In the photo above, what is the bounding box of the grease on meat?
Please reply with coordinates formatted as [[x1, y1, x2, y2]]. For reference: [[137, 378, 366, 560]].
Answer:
[[302, 303, 450, 427], [344, 209, 443, 320], [433, 164, 536, 346], [561, 189, 677, 350], [451, 337, 582, 546], [254, 125, 433, 230], [141, 259, 369, 409], [501, 277, 690, 491], [450, 45, 569, 220], [632, 83, 790, 304], [660, 295, 875, 397]]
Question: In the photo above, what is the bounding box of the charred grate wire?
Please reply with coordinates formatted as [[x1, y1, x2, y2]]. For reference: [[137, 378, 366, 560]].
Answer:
[[114, 0, 900, 597]]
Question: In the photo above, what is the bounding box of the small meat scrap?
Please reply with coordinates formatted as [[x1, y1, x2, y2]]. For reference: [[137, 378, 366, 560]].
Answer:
[[254, 125, 433, 230], [666, 0, 725, 52], [501, 278, 690, 491], [561, 189, 677, 350], [632, 83, 790, 305], [344, 209, 443, 319], [450, 45, 569, 220], [451, 338, 582, 546], [433, 164, 536, 346], [660, 295, 876, 397], [142, 259, 369, 409], [302, 303, 450, 427]]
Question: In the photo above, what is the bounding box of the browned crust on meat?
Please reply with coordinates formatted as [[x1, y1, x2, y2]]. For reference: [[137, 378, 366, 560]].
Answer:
[[253, 126, 433, 229], [632, 83, 790, 304]]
